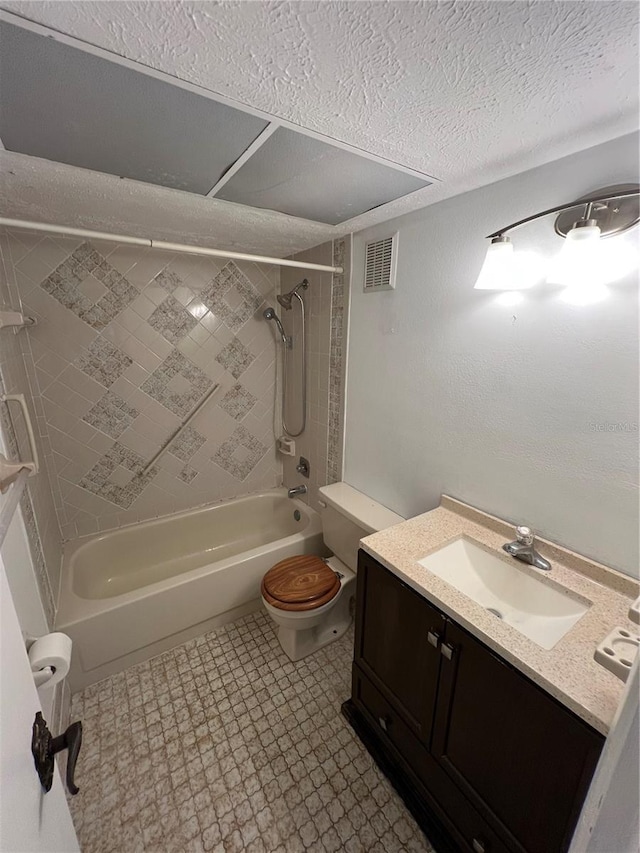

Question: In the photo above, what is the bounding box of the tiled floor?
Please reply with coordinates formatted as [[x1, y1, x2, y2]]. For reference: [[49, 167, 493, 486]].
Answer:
[[69, 611, 434, 853]]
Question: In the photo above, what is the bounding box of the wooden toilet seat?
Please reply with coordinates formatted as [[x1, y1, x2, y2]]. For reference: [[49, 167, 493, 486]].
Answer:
[[261, 556, 341, 611]]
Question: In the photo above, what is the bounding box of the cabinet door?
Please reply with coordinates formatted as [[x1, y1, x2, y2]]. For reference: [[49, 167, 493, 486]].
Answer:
[[354, 551, 445, 742], [432, 621, 604, 853]]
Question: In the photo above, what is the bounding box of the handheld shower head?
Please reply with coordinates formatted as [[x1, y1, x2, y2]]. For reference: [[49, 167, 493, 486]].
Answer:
[[277, 279, 309, 310], [263, 306, 289, 345]]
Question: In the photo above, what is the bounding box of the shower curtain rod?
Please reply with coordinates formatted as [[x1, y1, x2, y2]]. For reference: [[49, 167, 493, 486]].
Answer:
[[0, 217, 344, 274]]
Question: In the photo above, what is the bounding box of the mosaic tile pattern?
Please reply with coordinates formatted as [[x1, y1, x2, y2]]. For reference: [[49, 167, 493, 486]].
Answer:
[[83, 391, 139, 439], [213, 425, 268, 481], [79, 441, 158, 509], [148, 294, 199, 345], [154, 268, 183, 294], [40, 242, 138, 329], [215, 337, 256, 380], [219, 383, 257, 422], [201, 262, 264, 333], [178, 464, 199, 484], [169, 425, 207, 463], [141, 350, 211, 418], [9, 232, 281, 539], [68, 611, 432, 853], [327, 238, 347, 485], [76, 337, 134, 389]]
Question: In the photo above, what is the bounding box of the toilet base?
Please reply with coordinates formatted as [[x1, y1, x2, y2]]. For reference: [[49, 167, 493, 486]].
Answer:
[[264, 562, 356, 662], [276, 605, 352, 662]]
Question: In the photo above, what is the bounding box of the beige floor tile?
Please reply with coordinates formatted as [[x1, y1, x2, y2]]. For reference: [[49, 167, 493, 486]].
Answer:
[[69, 611, 433, 853]]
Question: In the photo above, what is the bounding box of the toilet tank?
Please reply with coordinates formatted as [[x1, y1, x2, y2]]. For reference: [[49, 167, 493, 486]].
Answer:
[[318, 483, 404, 571]]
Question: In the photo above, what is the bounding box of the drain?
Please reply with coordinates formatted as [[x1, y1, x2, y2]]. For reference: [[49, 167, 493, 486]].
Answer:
[[293, 510, 301, 521], [487, 607, 503, 619]]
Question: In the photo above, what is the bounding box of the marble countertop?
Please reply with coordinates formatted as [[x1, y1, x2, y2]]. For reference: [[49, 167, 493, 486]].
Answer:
[[360, 496, 639, 735]]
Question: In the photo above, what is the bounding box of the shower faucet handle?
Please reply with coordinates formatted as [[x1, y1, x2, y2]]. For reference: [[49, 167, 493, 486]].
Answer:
[[295, 456, 310, 478]]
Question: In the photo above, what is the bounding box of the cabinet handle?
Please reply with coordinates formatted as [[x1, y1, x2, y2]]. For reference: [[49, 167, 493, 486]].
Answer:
[[441, 643, 455, 660], [378, 716, 390, 732], [472, 838, 487, 853], [427, 630, 441, 648]]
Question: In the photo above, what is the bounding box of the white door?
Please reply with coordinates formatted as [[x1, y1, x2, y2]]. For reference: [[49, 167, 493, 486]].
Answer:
[[0, 554, 79, 853]]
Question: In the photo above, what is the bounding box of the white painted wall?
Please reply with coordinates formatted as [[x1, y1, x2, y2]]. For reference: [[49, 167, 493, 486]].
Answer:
[[345, 132, 639, 577]]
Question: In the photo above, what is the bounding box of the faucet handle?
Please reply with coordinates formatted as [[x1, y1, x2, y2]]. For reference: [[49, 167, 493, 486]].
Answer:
[[515, 526, 534, 545]]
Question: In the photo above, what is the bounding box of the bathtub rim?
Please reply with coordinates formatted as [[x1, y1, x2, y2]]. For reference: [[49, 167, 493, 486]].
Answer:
[[57, 488, 321, 626]]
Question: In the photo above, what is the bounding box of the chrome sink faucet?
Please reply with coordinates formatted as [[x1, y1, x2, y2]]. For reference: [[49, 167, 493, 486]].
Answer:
[[503, 526, 551, 571]]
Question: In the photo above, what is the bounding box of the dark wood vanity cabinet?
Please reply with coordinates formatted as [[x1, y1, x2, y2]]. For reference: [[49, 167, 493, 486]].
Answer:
[[354, 549, 445, 741], [348, 551, 604, 853]]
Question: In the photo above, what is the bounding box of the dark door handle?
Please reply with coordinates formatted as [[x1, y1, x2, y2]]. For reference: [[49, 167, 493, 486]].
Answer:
[[31, 711, 83, 795]]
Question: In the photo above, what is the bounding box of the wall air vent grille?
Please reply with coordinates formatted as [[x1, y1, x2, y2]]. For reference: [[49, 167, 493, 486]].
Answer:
[[364, 234, 397, 292]]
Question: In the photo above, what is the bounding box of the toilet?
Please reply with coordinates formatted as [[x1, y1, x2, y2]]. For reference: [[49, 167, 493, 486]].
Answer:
[[261, 482, 404, 661]]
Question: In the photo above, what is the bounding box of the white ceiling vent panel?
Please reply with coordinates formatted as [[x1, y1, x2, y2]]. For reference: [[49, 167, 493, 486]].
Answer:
[[216, 129, 431, 225], [0, 22, 269, 194], [364, 234, 398, 292]]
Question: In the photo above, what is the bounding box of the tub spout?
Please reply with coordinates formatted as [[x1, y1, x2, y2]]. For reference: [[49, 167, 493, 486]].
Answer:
[[287, 485, 307, 498]]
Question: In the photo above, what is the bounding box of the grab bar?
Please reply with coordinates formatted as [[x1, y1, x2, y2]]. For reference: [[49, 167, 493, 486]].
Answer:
[[140, 383, 220, 476], [0, 467, 29, 550], [1, 394, 39, 476]]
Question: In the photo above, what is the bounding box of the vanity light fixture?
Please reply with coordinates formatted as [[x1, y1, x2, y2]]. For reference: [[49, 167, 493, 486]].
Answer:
[[473, 235, 516, 290], [474, 184, 640, 293]]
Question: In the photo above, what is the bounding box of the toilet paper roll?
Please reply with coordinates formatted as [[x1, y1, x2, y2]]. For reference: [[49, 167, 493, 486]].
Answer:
[[28, 632, 72, 688]]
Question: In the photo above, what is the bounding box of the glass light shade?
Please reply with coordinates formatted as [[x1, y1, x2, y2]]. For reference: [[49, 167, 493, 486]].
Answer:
[[474, 239, 515, 290], [546, 222, 602, 287], [474, 239, 541, 290]]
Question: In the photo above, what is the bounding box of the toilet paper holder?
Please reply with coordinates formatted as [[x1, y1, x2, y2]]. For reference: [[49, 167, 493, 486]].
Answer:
[[31, 711, 83, 795]]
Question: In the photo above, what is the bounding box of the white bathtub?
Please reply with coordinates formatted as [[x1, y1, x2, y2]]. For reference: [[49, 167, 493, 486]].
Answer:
[[57, 489, 324, 691]]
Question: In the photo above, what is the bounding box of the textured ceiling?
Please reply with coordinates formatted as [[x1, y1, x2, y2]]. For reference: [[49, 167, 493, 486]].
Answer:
[[0, 0, 638, 254]]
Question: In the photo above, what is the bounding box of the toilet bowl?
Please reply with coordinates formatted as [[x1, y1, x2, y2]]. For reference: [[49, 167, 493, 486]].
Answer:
[[261, 483, 403, 661], [262, 555, 356, 661]]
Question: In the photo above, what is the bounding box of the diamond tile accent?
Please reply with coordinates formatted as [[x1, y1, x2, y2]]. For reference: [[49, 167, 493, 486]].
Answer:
[[40, 242, 138, 329], [82, 391, 139, 439], [153, 268, 183, 294], [141, 349, 211, 418], [178, 463, 199, 484], [79, 441, 158, 509], [201, 261, 264, 333], [212, 425, 268, 481], [169, 425, 206, 463], [215, 336, 255, 380], [153, 269, 182, 293], [68, 612, 433, 853], [219, 383, 257, 421], [75, 336, 133, 388], [148, 294, 198, 344]]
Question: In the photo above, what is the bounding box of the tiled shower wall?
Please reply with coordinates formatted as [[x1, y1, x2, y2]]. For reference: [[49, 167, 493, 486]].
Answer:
[[0, 230, 60, 623], [5, 230, 281, 541], [281, 237, 350, 511]]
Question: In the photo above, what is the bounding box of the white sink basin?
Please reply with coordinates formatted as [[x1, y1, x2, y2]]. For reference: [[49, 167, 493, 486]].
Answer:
[[418, 537, 589, 649]]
